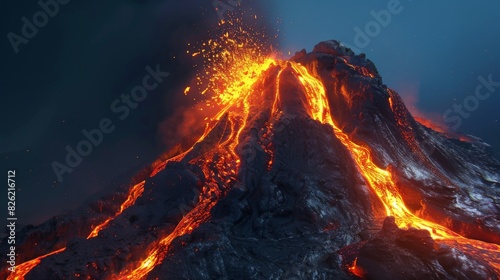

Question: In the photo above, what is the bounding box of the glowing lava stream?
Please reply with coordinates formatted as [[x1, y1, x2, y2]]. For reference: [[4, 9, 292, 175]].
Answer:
[[113, 59, 279, 280], [7, 181, 146, 280], [112, 191, 218, 280], [5, 248, 65, 280], [289, 62, 500, 273]]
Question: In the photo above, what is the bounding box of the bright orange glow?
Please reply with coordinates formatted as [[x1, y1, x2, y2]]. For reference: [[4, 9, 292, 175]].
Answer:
[[7, 181, 147, 279], [6, 248, 65, 280], [341, 57, 375, 79], [414, 116, 447, 134], [87, 181, 146, 239], [414, 116, 474, 143], [112, 188, 220, 279], [348, 258, 365, 278], [114, 21, 278, 278], [388, 96, 394, 110], [118, 181, 146, 213], [291, 62, 332, 123]]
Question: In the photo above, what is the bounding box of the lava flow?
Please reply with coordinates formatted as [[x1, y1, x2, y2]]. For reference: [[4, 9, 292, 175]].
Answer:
[[113, 185, 222, 279], [288, 63, 500, 273], [111, 24, 278, 279], [7, 181, 146, 280]]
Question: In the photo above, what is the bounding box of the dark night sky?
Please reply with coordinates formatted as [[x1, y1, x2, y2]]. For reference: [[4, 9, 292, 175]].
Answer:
[[1, 1, 499, 227]]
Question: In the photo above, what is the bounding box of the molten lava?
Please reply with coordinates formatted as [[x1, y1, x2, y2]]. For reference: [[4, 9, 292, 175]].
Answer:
[[7, 18, 500, 280], [288, 60, 500, 274], [348, 258, 365, 278], [7, 181, 146, 280], [113, 186, 221, 279], [414, 116, 474, 142]]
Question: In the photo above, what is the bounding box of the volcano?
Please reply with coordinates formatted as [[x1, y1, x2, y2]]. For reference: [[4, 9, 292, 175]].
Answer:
[[2, 40, 500, 280]]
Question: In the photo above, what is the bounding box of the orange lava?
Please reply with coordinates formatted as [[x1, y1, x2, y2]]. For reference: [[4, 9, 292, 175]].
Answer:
[[7, 181, 147, 280], [113, 20, 275, 279], [6, 248, 65, 280], [292, 62, 500, 274], [112, 187, 220, 279], [87, 181, 146, 239], [348, 258, 365, 278], [414, 116, 474, 143], [414, 116, 448, 134]]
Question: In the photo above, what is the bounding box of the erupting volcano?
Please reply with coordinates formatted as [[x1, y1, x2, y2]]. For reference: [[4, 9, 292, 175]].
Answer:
[[2, 21, 500, 279]]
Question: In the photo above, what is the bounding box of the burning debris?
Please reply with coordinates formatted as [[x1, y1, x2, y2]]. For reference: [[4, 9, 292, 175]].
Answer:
[[2, 20, 499, 280]]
